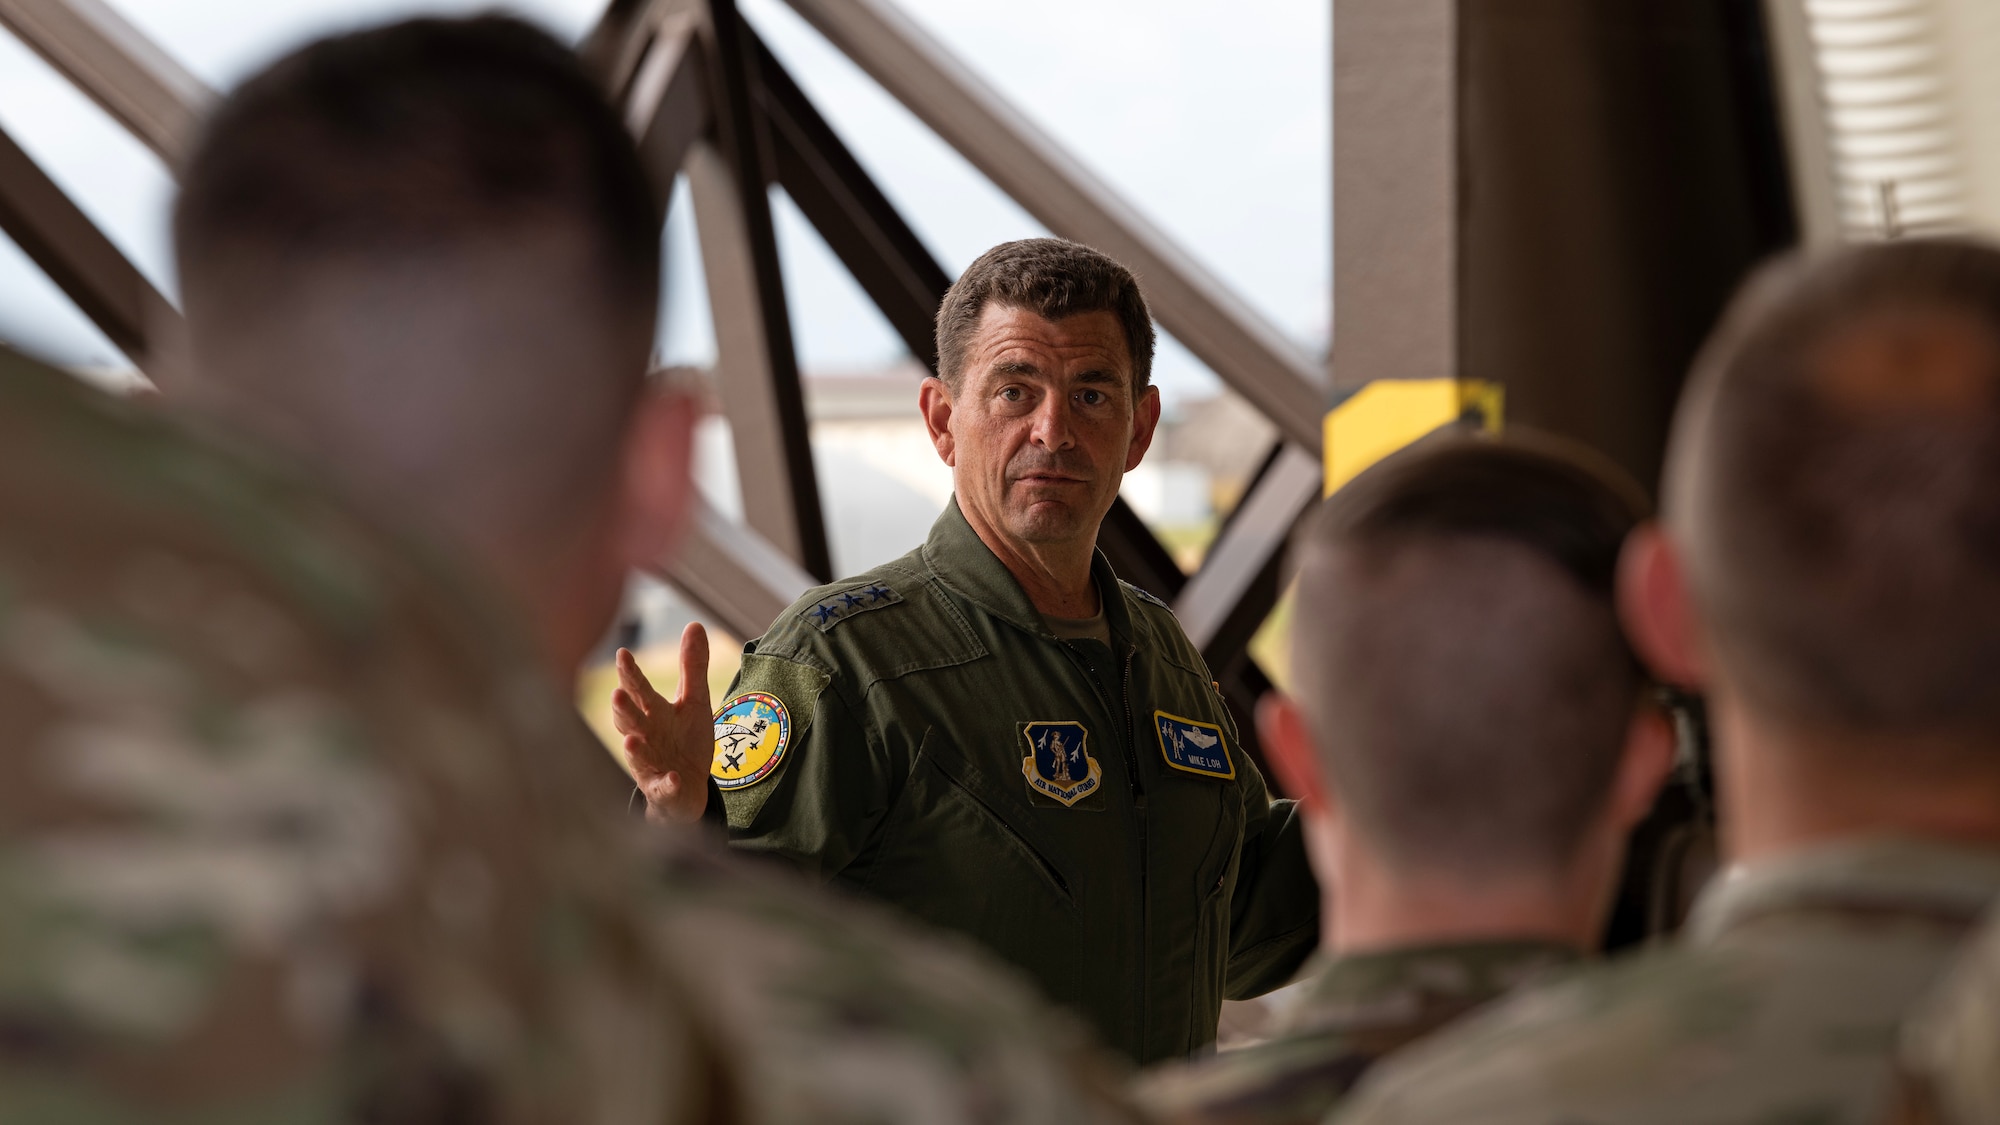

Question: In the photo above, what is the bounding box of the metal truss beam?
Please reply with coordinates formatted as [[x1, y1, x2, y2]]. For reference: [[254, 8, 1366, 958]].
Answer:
[[0, 122, 176, 375], [1172, 443, 1320, 663], [0, 0, 212, 167], [623, 14, 710, 202], [749, 25, 949, 372], [776, 0, 1327, 455], [689, 0, 831, 582], [650, 496, 817, 641]]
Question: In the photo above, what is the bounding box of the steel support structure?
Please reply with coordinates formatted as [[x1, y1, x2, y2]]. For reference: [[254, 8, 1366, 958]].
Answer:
[[0, 123, 176, 373], [778, 0, 1328, 455], [0, 0, 211, 166], [0, 0, 1322, 759]]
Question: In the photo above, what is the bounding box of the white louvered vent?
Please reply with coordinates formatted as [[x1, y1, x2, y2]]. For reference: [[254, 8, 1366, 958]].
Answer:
[[1802, 0, 1967, 238], [1768, 0, 2000, 241]]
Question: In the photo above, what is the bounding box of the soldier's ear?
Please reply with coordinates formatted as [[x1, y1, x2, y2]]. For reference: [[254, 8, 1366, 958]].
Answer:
[[1617, 524, 1706, 690], [919, 376, 956, 467], [1257, 694, 1330, 814], [614, 386, 700, 568]]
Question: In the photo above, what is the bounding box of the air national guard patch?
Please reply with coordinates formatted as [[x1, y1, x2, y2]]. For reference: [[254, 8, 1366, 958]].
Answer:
[[1021, 721, 1101, 807], [712, 692, 790, 790], [1154, 711, 1236, 780]]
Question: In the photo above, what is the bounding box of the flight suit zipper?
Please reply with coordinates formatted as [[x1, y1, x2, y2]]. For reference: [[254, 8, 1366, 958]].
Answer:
[[1122, 644, 1148, 1051], [1058, 638, 1149, 1048]]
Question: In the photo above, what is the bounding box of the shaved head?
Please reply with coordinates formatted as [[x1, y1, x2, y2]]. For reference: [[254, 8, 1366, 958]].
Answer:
[[1668, 239, 2000, 740], [1291, 436, 1649, 876], [173, 16, 661, 562]]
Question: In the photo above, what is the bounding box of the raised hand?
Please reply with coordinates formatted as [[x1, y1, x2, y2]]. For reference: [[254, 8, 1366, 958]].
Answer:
[[611, 622, 713, 823]]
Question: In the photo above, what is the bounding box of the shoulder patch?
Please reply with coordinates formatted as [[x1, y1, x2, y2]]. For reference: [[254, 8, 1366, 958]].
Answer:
[[1123, 581, 1172, 611], [712, 692, 790, 789], [804, 582, 902, 632], [1154, 710, 1236, 780]]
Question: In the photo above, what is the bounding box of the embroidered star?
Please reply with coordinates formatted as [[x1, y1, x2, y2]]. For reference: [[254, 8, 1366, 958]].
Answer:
[[811, 603, 837, 624], [839, 592, 865, 609], [867, 585, 892, 603]]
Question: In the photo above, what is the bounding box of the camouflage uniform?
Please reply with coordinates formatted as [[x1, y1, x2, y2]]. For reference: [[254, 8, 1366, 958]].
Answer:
[[1332, 838, 2000, 1125], [0, 346, 1138, 1124], [1895, 907, 2000, 1125], [1132, 942, 1574, 1125]]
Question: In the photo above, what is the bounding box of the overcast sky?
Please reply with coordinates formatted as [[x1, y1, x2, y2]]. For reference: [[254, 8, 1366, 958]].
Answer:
[[0, 0, 1329, 407]]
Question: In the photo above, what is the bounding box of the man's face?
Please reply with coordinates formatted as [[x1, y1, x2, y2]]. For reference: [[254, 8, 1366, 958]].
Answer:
[[926, 303, 1159, 550]]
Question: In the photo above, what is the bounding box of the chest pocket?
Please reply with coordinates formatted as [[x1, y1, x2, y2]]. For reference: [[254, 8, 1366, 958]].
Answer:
[[859, 727, 1086, 1003]]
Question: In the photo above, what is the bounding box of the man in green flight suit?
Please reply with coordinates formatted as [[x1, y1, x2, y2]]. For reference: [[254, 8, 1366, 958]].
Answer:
[[615, 237, 1320, 1064], [1133, 435, 1675, 1124]]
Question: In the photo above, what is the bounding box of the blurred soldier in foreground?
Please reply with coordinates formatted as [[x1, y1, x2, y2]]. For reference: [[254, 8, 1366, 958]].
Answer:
[[151, 15, 1133, 1122], [0, 343, 712, 1120], [1334, 238, 2000, 1125], [614, 238, 1318, 1064], [1134, 436, 1673, 1125], [1896, 909, 2000, 1125]]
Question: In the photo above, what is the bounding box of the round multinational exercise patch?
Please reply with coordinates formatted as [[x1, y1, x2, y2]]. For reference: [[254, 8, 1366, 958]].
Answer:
[[711, 691, 790, 790]]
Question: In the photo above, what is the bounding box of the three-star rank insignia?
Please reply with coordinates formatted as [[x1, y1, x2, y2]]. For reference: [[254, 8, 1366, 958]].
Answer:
[[1154, 711, 1236, 780], [805, 582, 902, 632], [711, 692, 790, 790], [1021, 721, 1101, 807]]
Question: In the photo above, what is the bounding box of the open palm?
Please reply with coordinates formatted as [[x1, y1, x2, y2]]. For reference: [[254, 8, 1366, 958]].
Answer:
[[610, 622, 713, 823]]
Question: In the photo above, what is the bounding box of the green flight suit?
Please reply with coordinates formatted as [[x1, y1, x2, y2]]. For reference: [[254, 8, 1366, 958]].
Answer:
[[712, 498, 1320, 1064]]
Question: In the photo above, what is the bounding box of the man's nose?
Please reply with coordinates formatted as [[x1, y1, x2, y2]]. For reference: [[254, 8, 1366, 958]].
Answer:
[[1029, 393, 1076, 450]]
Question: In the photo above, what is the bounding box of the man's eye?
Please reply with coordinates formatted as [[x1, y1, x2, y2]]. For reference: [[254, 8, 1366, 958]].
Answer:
[[1000, 387, 1024, 402], [1077, 389, 1105, 406]]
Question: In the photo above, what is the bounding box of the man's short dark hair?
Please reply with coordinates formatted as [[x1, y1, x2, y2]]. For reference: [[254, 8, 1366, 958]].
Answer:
[[1669, 237, 2000, 739], [934, 237, 1157, 393], [1290, 432, 1650, 876], [177, 15, 659, 311], [172, 15, 661, 548]]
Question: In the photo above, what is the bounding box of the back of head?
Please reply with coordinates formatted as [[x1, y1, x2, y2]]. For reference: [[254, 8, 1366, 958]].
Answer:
[[934, 237, 1157, 392], [174, 15, 661, 560], [1290, 434, 1649, 877], [1669, 238, 2000, 744]]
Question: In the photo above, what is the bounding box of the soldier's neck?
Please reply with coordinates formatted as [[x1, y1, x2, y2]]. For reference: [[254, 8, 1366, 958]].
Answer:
[[1318, 818, 1602, 955], [1712, 695, 2000, 866]]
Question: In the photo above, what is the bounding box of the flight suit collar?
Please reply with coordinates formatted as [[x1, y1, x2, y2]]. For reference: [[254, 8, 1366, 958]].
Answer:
[[1685, 835, 2000, 945], [1279, 939, 1578, 1038], [923, 496, 1135, 647]]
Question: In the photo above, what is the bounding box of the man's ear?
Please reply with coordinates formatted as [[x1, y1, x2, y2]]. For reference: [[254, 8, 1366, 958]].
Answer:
[[1125, 385, 1162, 472], [1617, 524, 1706, 689], [919, 376, 956, 467], [614, 387, 700, 570], [1609, 702, 1677, 833], [1256, 693, 1331, 814]]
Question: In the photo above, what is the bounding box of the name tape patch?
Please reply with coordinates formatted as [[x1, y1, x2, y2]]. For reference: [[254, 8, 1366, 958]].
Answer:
[[1021, 721, 1101, 807], [712, 691, 790, 790], [1154, 711, 1235, 780]]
